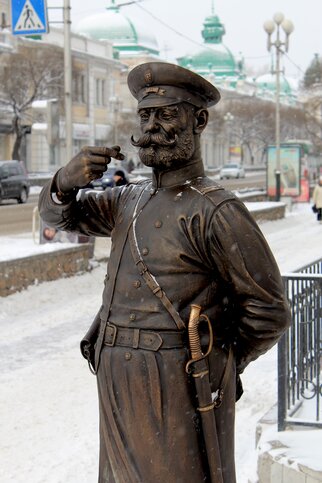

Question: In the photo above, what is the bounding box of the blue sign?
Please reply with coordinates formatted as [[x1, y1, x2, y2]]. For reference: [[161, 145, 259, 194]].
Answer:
[[11, 0, 49, 36]]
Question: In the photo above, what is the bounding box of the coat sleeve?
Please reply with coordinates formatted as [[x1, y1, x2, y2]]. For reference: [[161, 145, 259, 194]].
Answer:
[[38, 174, 123, 237], [208, 199, 291, 374]]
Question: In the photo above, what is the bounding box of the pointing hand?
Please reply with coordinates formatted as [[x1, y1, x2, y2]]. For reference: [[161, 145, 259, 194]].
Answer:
[[56, 145, 125, 193]]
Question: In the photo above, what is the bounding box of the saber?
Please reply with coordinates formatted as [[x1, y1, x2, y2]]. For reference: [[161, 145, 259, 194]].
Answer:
[[186, 304, 224, 483]]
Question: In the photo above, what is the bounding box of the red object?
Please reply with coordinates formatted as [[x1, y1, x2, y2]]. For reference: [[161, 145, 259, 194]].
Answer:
[[295, 178, 310, 202]]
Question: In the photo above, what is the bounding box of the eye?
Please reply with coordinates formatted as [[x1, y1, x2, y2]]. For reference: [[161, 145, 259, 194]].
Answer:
[[159, 112, 172, 121], [159, 110, 177, 121], [139, 112, 149, 122]]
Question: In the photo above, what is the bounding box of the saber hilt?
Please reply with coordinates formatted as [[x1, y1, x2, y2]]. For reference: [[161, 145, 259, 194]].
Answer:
[[186, 304, 213, 374]]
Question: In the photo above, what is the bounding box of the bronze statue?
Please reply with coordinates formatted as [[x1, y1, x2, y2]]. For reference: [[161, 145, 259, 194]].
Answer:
[[39, 62, 291, 483]]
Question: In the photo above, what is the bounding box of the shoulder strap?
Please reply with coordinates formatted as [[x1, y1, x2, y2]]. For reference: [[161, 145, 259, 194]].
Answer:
[[128, 221, 185, 331], [189, 178, 236, 207]]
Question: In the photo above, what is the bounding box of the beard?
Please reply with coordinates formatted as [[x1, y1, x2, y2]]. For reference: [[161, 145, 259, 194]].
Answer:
[[131, 130, 195, 170]]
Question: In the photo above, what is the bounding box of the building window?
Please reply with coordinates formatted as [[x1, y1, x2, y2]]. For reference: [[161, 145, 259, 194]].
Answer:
[[95, 78, 107, 106], [72, 73, 87, 104], [101, 80, 106, 106], [96, 79, 101, 105], [80, 75, 86, 103]]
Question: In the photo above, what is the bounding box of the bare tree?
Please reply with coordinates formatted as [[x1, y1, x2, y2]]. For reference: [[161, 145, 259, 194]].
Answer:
[[0, 44, 63, 160], [279, 104, 307, 141], [303, 97, 322, 152], [222, 97, 275, 164], [218, 96, 310, 164]]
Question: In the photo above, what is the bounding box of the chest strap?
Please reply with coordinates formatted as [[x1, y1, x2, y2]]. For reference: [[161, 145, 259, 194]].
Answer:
[[128, 213, 185, 331], [94, 182, 152, 372]]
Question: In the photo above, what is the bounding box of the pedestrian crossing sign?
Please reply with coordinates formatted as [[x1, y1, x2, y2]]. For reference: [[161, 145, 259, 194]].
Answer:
[[11, 0, 49, 36]]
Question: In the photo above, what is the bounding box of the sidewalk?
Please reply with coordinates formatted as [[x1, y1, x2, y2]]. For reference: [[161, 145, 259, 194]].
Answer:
[[93, 236, 111, 261]]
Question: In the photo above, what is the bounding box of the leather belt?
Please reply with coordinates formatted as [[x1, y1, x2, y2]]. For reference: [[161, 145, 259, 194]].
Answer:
[[104, 323, 186, 352]]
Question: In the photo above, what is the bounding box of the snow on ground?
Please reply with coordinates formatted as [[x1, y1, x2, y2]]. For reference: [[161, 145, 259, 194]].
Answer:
[[0, 232, 76, 261], [0, 202, 321, 483]]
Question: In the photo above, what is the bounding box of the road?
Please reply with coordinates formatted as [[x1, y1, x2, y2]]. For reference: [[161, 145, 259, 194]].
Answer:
[[0, 193, 39, 236], [0, 173, 265, 236]]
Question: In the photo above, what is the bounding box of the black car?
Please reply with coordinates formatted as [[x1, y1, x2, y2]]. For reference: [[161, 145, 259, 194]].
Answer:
[[88, 166, 130, 190], [0, 160, 30, 203]]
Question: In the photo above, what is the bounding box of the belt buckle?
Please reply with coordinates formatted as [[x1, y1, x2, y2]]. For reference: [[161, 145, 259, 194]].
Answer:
[[105, 323, 117, 347], [136, 259, 147, 275]]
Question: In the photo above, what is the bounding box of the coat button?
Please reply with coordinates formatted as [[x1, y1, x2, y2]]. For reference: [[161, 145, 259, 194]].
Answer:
[[129, 313, 136, 321], [154, 220, 162, 228], [142, 247, 149, 256], [125, 352, 132, 361], [133, 280, 141, 288]]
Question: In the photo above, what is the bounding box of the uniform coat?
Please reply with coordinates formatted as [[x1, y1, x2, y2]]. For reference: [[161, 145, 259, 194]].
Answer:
[[39, 159, 291, 482]]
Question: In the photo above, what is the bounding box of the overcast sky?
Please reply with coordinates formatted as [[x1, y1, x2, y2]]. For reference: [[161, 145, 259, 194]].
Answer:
[[47, 0, 321, 80]]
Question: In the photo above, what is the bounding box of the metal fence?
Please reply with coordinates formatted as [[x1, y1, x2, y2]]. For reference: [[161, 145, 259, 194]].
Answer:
[[278, 258, 322, 430]]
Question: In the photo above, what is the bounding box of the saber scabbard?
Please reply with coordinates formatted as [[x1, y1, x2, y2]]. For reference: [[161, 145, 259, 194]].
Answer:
[[186, 304, 224, 483]]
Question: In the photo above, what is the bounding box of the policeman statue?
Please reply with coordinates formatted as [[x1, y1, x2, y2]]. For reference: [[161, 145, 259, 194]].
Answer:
[[39, 62, 291, 483]]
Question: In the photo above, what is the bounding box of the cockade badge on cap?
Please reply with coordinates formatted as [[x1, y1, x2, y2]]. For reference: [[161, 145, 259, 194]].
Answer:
[[144, 69, 153, 85]]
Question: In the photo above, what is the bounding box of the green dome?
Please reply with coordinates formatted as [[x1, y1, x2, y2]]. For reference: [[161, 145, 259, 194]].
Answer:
[[256, 73, 298, 103], [177, 10, 241, 80], [75, 1, 159, 57], [178, 45, 237, 75]]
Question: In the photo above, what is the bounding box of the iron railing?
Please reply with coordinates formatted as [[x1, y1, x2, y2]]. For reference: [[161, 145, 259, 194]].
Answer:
[[278, 258, 322, 430]]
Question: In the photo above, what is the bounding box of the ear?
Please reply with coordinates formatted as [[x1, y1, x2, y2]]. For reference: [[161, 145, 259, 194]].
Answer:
[[193, 109, 209, 134]]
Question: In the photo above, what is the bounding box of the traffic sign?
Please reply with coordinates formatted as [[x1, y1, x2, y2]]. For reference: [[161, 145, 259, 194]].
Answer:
[[11, 0, 49, 36]]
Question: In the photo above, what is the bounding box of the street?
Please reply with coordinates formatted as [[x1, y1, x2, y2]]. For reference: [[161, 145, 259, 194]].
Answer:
[[0, 194, 39, 236], [0, 173, 265, 236]]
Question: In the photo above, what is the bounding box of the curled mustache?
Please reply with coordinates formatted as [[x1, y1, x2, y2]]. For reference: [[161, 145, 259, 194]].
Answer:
[[130, 132, 178, 148]]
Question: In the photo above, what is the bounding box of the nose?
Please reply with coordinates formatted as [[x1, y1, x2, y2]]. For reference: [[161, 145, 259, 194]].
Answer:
[[144, 111, 159, 133]]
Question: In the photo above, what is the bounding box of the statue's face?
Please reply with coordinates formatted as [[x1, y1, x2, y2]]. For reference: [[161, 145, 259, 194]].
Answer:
[[131, 103, 196, 170]]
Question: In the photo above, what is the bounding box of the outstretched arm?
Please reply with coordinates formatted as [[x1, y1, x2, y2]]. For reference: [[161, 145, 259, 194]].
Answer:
[[38, 145, 125, 236]]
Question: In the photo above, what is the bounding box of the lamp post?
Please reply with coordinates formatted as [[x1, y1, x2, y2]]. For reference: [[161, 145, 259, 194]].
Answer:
[[63, 0, 73, 161], [109, 96, 123, 147], [224, 112, 234, 162], [263, 13, 294, 201]]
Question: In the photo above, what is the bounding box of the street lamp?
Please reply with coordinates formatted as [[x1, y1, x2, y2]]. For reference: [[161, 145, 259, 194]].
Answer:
[[224, 112, 234, 162], [263, 12, 294, 201]]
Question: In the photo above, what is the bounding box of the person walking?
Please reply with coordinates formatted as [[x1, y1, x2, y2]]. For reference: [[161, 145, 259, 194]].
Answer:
[[113, 169, 128, 187], [38, 62, 291, 483], [312, 175, 322, 223]]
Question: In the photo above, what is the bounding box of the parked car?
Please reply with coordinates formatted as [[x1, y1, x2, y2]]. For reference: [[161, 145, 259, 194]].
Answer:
[[0, 160, 30, 203], [219, 163, 245, 179], [88, 166, 130, 190]]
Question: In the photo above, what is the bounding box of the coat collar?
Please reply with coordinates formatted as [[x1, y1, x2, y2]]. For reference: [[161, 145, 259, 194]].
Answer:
[[151, 158, 205, 189]]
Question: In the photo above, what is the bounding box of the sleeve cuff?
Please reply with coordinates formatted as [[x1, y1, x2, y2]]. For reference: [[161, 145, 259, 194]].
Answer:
[[49, 169, 78, 204], [50, 189, 78, 205], [51, 192, 64, 204]]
